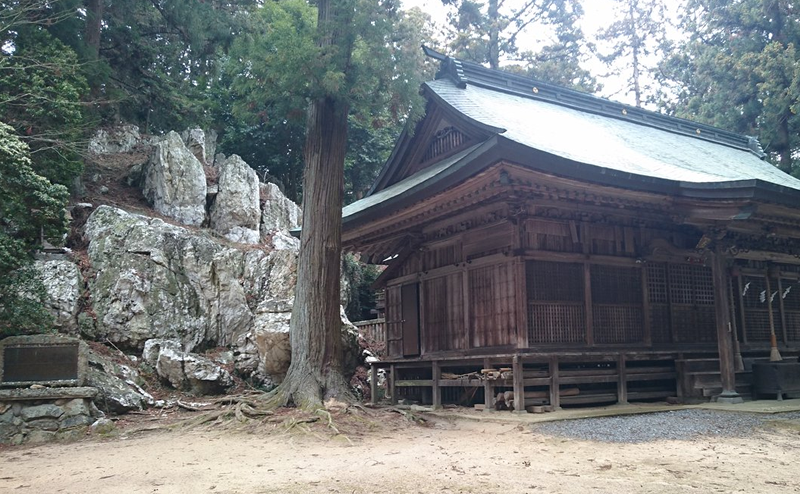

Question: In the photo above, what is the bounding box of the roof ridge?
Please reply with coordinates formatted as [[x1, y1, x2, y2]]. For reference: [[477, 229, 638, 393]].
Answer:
[[422, 46, 766, 158]]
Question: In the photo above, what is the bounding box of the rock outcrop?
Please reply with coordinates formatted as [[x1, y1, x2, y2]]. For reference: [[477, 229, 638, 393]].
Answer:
[[210, 155, 261, 244], [35, 259, 82, 334], [83, 205, 298, 385], [260, 182, 302, 233], [143, 131, 207, 226], [88, 124, 145, 155], [143, 339, 233, 395], [29, 123, 363, 404], [86, 206, 256, 351], [181, 127, 217, 165], [85, 349, 150, 414]]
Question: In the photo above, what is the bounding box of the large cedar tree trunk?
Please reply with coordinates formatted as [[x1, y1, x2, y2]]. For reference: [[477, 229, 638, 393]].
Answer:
[[276, 96, 352, 408], [263, 0, 356, 410], [84, 0, 103, 59]]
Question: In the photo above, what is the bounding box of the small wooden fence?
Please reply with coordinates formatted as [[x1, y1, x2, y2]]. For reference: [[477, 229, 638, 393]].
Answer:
[[353, 318, 386, 346]]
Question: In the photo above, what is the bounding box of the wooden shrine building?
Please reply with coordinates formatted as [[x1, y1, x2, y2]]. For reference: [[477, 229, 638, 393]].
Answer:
[[343, 48, 800, 411]]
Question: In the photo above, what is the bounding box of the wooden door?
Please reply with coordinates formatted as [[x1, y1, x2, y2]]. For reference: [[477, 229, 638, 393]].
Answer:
[[402, 283, 421, 357]]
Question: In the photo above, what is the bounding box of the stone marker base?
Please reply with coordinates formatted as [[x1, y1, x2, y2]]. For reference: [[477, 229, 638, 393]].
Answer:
[[0, 387, 101, 445]]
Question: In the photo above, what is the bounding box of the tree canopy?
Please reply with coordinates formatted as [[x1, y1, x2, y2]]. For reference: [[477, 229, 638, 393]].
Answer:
[[659, 0, 800, 175], [0, 121, 68, 336]]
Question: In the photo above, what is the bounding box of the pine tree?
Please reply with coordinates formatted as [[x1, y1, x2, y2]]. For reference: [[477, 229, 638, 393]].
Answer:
[[443, 0, 587, 70], [595, 0, 669, 107], [441, 0, 597, 91], [659, 0, 800, 174]]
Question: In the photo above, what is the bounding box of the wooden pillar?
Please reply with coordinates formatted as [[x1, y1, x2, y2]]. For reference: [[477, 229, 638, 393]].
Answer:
[[549, 356, 561, 410], [711, 248, 742, 403], [370, 364, 378, 405], [483, 358, 493, 412], [431, 361, 442, 410], [513, 355, 526, 413], [462, 265, 471, 349], [617, 353, 628, 405], [515, 258, 529, 349], [389, 364, 397, 405]]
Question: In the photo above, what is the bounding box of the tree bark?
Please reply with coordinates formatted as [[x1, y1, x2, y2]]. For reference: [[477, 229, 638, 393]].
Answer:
[[488, 0, 500, 70], [265, 0, 355, 410], [84, 0, 103, 60]]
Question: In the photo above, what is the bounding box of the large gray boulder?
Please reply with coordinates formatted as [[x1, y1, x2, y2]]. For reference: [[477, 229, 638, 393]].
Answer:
[[36, 259, 82, 334], [260, 182, 302, 235], [85, 350, 147, 414], [85, 205, 254, 351], [88, 124, 143, 154], [210, 155, 261, 244], [234, 248, 297, 383], [143, 131, 207, 226], [181, 128, 217, 166], [143, 339, 233, 395]]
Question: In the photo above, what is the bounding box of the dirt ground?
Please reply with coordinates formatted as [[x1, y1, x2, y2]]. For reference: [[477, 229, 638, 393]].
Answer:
[[1, 407, 799, 494]]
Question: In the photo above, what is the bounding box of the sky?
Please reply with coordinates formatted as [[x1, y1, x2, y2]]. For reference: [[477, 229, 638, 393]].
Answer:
[[400, 0, 683, 106]]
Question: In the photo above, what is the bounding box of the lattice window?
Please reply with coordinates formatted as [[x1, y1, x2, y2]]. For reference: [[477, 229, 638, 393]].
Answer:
[[528, 304, 586, 344], [526, 261, 585, 344], [421, 126, 468, 162], [740, 275, 779, 342], [668, 264, 710, 305], [591, 265, 644, 344], [646, 263, 668, 304], [591, 265, 642, 304], [781, 279, 800, 341], [674, 306, 717, 343], [647, 263, 671, 343], [593, 306, 644, 343], [668, 264, 716, 343], [527, 261, 584, 302], [649, 305, 672, 343]]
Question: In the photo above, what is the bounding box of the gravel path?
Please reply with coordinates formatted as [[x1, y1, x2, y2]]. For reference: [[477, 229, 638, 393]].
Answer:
[[530, 409, 800, 443]]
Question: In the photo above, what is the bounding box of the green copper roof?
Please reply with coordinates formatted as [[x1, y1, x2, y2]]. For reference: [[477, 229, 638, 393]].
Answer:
[[425, 78, 800, 191]]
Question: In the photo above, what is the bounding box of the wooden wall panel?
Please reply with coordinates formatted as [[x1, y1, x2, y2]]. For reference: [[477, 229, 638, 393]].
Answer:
[[422, 242, 463, 271], [463, 223, 513, 260], [469, 262, 516, 348], [524, 219, 579, 253], [422, 273, 465, 352], [385, 285, 403, 358]]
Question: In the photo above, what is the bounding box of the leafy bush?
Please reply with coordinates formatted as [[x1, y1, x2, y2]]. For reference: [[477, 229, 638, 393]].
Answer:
[[0, 121, 68, 337]]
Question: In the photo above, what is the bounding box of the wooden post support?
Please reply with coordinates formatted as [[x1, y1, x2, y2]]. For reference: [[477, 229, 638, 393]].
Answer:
[[515, 258, 529, 349], [431, 361, 442, 410], [549, 356, 561, 410], [617, 353, 628, 405], [483, 358, 493, 412], [370, 364, 378, 405], [389, 364, 397, 405], [711, 248, 742, 403], [513, 355, 526, 414]]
